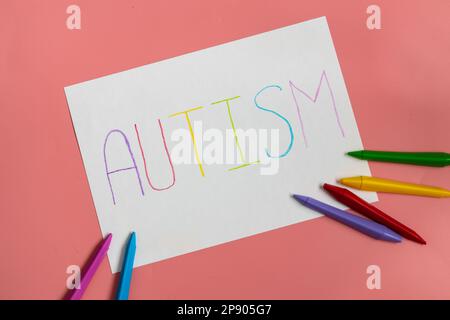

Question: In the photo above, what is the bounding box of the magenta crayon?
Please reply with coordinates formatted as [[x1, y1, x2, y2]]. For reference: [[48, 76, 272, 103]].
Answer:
[[65, 233, 112, 300]]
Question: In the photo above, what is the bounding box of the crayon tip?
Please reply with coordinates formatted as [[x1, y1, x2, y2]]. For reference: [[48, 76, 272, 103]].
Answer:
[[339, 176, 363, 189], [381, 229, 402, 243], [105, 233, 113, 245], [323, 183, 339, 192], [347, 150, 364, 159], [129, 232, 136, 246], [292, 194, 309, 205], [412, 234, 427, 245]]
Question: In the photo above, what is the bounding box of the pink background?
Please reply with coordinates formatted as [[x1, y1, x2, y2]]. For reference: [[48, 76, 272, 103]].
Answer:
[[1, 0, 450, 299]]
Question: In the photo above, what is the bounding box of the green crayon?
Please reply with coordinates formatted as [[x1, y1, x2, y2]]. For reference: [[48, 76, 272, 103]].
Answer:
[[347, 150, 450, 167]]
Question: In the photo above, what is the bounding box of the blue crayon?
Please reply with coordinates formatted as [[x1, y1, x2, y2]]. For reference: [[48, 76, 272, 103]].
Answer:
[[116, 232, 136, 300]]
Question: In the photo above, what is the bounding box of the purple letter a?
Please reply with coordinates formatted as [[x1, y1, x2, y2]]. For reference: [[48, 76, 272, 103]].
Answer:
[[103, 129, 144, 205]]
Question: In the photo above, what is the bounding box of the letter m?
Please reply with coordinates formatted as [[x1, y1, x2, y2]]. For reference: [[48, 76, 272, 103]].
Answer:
[[289, 70, 345, 147]]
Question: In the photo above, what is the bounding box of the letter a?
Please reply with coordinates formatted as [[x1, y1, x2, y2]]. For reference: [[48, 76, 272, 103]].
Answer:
[[66, 265, 81, 290], [366, 5, 381, 30], [103, 129, 145, 205], [366, 265, 381, 289], [66, 5, 81, 30]]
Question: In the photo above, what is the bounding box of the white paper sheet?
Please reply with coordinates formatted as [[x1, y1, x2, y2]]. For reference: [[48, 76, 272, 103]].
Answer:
[[65, 16, 376, 273]]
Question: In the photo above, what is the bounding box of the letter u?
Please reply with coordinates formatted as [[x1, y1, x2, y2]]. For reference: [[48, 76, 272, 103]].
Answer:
[[134, 119, 176, 191]]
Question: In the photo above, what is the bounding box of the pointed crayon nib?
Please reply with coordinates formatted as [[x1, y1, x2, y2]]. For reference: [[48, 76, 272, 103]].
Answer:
[[105, 233, 113, 243], [129, 232, 136, 245], [414, 235, 427, 245], [292, 194, 309, 204], [383, 231, 402, 243], [347, 150, 364, 159], [339, 176, 363, 189], [323, 183, 338, 192]]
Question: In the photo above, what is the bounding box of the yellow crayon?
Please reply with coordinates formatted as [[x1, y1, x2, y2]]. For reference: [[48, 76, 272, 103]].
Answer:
[[339, 176, 450, 198]]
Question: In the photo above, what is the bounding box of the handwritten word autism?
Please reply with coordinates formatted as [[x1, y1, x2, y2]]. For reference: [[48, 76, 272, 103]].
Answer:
[[103, 71, 345, 204]]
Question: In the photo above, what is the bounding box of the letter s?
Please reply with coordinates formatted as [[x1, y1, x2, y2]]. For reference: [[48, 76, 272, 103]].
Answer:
[[254, 85, 294, 158]]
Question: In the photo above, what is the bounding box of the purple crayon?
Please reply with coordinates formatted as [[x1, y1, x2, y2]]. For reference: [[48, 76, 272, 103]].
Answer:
[[65, 233, 113, 300], [292, 194, 402, 242]]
